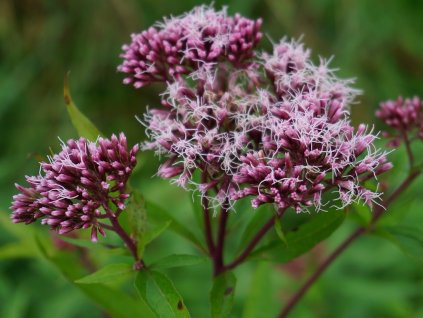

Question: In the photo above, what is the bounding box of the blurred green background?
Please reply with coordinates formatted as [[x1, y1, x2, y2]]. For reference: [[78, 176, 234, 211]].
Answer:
[[1, 0, 423, 317]]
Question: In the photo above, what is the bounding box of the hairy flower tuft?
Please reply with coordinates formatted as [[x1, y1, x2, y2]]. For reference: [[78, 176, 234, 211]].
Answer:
[[376, 96, 423, 147], [124, 6, 391, 213], [118, 5, 262, 88], [11, 133, 139, 240]]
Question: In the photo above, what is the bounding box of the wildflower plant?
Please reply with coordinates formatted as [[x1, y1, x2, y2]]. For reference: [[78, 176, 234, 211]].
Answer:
[[7, 5, 423, 318]]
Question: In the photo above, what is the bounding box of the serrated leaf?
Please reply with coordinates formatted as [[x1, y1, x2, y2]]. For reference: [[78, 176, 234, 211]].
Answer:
[[146, 200, 206, 253], [210, 271, 236, 318], [375, 226, 423, 263], [151, 254, 207, 270], [135, 270, 191, 318], [75, 263, 134, 284], [64, 74, 101, 140], [251, 210, 345, 263]]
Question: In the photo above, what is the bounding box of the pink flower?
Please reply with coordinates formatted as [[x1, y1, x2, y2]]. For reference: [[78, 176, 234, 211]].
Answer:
[[118, 5, 262, 88], [124, 6, 391, 212], [376, 96, 423, 146], [11, 133, 138, 239]]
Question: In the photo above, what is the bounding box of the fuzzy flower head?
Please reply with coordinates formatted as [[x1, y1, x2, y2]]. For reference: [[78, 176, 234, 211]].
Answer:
[[125, 5, 391, 212], [376, 96, 423, 147], [11, 133, 139, 241], [118, 5, 262, 88], [232, 115, 392, 212]]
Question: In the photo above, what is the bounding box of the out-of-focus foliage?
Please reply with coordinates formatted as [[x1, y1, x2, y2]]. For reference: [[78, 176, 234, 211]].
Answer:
[[1, 0, 422, 317]]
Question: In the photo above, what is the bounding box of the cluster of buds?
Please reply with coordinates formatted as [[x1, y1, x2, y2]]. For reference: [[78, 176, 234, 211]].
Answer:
[[118, 5, 262, 88], [120, 6, 392, 212], [11, 133, 139, 240], [376, 96, 423, 147]]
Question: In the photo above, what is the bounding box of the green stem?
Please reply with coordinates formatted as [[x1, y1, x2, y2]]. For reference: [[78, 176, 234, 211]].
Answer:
[[103, 205, 144, 270]]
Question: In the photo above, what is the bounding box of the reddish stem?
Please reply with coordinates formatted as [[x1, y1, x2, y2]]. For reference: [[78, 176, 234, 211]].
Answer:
[[401, 130, 414, 169], [278, 227, 365, 317], [97, 222, 115, 231], [103, 206, 144, 270], [375, 169, 421, 218], [203, 197, 215, 256], [224, 208, 287, 272], [201, 172, 216, 256], [214, 204, 229, 276], [277, 170, 420, 317]]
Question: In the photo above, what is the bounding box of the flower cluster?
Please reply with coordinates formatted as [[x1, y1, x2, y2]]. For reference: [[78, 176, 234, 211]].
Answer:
[[118, 5, 262, 88], [376, 96, 423, 147], [121, 6, 391, 212], [11, 133, 139, 240], [232, 118, 392, 211]]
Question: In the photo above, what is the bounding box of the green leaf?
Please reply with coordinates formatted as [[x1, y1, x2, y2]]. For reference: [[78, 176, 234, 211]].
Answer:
[[75, 263, 134, 284], [237, 204, 273, 253], [243, 262, 273, 318], [348, 203, 372, 226], [274, 216, 288, 246], [82, 283, 156, 318], [151, 254, 207, 270], [146, 200, 206, 252], [187, 171, 205, 229], [127, 190, 147, 239], [0, 214, 47, 260], [58, 236, 98, 249], [0, 212, 34, 239], [135, 270, 191, 318], [51, 235, 127, 256], [0, 242, 37, 259], [210, 271, 236, 318], [126, 190, 147, 256], [189, 188, 205, 229], [144, 220, 172, 247], [375, 226, 423, 263], [2, 285, 29, 318], [251, 210, 345, 263], [64, 74, 101, 140], [35, 235, 156, 318]]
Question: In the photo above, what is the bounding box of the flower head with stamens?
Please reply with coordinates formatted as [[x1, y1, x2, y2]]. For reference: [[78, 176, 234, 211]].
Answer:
[[376, 96, 423, 147], [11, 133, 139, 241], [232, 111, 392, 212], [125, 5, 391, 213], [118, 5, 262, 88]]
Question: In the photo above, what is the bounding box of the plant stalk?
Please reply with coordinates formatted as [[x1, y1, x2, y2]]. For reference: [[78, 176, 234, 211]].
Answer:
[[104, 206, 144, 270], [224, 208, 287, 272], [213, 203, 229, 276], [277, 170, 420, 317], [201, 170, 216, 258]]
